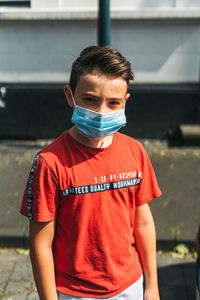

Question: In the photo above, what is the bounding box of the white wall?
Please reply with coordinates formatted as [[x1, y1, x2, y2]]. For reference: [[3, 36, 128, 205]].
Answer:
[[0, 18, 199, 84], [112, 21, 200, 83], [0, 2, 200, 84], [31, 0, 200, 9], [176, 0, 200, 6], [0, 20, 96, 83]]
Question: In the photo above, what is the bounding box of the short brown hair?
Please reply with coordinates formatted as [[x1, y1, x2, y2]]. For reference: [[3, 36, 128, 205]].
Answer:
[[69, 45, 134, 93]]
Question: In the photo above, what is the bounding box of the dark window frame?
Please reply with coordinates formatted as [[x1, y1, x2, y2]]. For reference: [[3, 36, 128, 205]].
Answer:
[[0, 0, 30, 7]]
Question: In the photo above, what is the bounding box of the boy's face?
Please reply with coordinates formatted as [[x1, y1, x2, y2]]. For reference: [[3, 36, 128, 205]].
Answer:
[[65, 72, 130, 113]]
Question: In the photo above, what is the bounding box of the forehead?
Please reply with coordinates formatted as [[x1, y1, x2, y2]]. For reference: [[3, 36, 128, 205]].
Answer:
[[75, 73, 128, 95]]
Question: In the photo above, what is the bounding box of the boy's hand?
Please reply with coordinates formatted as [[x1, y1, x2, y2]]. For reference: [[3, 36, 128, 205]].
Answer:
[[144, 287, 160, 300]]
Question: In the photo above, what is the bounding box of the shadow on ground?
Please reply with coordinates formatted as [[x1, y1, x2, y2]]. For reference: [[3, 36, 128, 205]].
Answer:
[[158, 262, 196, 300]]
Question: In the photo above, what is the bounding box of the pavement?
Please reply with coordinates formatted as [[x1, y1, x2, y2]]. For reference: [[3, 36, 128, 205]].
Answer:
[[0, 248, 197, 300]]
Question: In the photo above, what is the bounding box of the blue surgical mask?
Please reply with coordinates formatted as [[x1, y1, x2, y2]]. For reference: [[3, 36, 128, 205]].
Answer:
[[70, 91, 126, 138]]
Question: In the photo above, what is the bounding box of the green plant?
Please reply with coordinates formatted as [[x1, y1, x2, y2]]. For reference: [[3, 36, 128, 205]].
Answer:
[[171, 243, 189, 258], [169, 224, 182, 245]]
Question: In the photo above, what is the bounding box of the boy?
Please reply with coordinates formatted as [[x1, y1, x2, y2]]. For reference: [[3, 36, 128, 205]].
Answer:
[[20, 46, 161, 300]]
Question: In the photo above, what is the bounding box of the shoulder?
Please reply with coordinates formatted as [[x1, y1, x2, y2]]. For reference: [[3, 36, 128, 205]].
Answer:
[[35, 130, 69, 173], [39, 130, 67, 156], [116, 132, 145, 153], [115, 132, 149, 167]]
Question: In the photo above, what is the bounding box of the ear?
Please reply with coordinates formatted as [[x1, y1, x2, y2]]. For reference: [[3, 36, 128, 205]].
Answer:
[[125, 92, 131, 102], [64, 85, 74, 108]]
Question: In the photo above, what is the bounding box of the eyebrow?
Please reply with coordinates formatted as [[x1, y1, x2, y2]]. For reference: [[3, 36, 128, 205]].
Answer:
[[81, 93, 124, 101], [81, 93, 95, 97]]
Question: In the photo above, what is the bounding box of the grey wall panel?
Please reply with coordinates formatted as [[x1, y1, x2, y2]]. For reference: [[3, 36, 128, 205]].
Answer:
[[0, 19, 199, 83]]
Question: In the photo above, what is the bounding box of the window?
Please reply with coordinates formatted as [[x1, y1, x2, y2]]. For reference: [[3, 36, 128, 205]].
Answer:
[[0, 0, 30, 7]]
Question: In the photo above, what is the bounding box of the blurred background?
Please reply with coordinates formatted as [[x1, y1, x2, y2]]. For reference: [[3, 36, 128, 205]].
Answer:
[[0, 0, 200, 248]]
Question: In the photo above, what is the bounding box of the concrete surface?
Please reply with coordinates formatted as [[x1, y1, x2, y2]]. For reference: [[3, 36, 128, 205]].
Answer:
[[146, 140, 200, 242], [0, 248, 197, 300]]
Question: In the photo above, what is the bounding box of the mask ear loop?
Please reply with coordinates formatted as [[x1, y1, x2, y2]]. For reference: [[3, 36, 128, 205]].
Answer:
[[70, 89, 76, 107], [123, 97, 127, 110]]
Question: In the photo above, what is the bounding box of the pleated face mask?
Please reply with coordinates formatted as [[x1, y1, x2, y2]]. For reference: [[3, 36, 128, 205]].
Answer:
[[70, 91, 127, 139]]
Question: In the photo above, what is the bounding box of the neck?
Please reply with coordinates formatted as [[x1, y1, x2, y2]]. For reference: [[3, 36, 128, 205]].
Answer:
[[69, 126, 113, 149]]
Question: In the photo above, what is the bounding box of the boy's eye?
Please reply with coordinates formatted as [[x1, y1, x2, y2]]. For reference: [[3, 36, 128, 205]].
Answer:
[[110, 101, 120, 106], [83, 97, 96, 103]]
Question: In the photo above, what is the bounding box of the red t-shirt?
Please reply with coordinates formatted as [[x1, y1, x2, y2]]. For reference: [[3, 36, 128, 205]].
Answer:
[[20, 130, 161, 298]]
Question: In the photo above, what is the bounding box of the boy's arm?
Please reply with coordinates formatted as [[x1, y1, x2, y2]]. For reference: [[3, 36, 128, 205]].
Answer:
[[29, 220, 58, 300], [134, 203, 160, 300]]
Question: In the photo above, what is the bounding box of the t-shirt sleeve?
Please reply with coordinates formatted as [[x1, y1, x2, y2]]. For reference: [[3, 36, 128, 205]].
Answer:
[[135, 143, 162, 206], [20, 154, 60, 221]]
